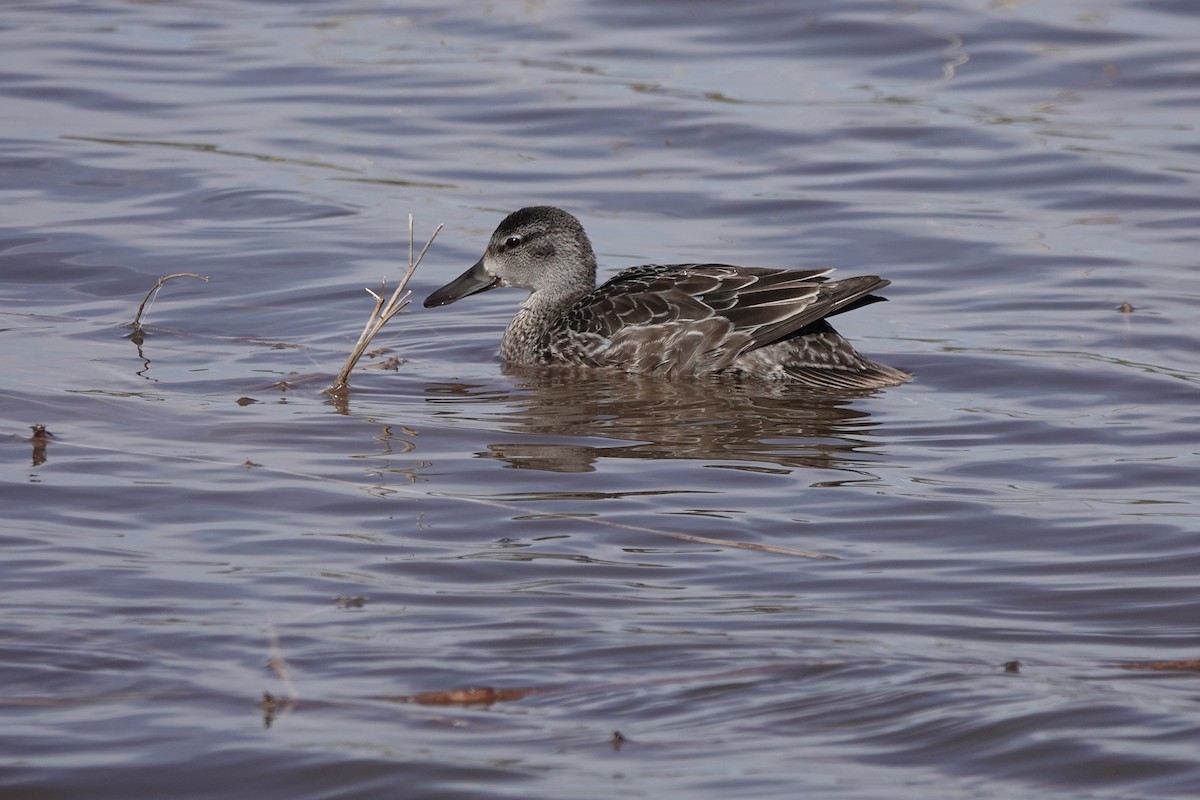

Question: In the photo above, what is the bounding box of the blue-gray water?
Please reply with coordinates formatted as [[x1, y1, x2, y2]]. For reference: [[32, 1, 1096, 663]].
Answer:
[[3, 1, 1200, 798]]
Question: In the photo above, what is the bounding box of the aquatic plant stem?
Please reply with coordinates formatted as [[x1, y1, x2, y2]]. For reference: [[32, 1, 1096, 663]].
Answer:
[[326, 215, 442, 395], [130, 272, 209, 334]]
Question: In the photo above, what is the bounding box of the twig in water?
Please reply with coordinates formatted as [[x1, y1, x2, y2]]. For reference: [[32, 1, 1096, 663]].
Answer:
[[130, 272, 209, 335], [326, 215, 442, 395]]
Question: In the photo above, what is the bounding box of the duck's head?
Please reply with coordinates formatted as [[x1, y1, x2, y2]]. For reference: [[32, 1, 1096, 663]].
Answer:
[[424, 206, 598, 308]]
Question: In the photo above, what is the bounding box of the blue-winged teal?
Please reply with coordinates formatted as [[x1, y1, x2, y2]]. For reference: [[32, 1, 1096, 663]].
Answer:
[[425, 206, 908, 389]]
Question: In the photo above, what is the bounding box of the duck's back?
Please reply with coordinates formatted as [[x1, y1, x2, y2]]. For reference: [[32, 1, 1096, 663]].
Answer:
[[535, 264, 908, 388]]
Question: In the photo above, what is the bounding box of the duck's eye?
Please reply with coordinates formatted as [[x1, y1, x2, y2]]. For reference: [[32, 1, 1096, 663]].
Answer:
[[504, 235, 522, 249]]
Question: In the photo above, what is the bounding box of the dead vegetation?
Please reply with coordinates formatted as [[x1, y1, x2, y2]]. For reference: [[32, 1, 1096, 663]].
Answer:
[[325, 215, 442, 397], [129, 272, 209, 343]]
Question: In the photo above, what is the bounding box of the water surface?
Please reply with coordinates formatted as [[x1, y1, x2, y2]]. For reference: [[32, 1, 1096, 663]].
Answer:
[[3, 1, 1200, 797]]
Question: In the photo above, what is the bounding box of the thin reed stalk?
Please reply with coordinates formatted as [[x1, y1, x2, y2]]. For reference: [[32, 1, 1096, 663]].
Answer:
[[326, 215, 442, 395], [129, 272, 209, 336]]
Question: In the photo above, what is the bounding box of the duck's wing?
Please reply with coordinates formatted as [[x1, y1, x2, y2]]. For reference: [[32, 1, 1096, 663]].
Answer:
[[558, 264, 888, 376]]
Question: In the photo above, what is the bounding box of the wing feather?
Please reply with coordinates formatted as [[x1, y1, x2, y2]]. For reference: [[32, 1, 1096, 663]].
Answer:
[[554, 264, 893, 377]]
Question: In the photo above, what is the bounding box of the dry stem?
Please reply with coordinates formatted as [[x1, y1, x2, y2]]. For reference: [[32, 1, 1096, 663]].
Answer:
[[130, 272, 209, 332], [326, 215, 442, 395]]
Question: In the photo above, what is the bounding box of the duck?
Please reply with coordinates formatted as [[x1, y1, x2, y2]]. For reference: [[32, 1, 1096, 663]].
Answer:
[[423, 206, 908, 389]]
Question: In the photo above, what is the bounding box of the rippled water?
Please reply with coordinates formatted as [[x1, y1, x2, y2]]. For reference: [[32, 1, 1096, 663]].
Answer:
[[4, 1, 1200, 797]]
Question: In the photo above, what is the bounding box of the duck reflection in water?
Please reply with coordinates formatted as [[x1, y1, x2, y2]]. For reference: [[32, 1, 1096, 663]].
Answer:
[[425, 206, 908, 390], [426, 372, 890, 475]]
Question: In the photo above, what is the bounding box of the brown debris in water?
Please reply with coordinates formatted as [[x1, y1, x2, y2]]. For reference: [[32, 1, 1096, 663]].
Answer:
[[365, 355, 403, 371], [1111, 659, 1200, 672], [1002, 660, 1021, 674], [29, 424, 52, 467], [402, 686, 535, 706], [1118, 301, 1135, 313], [258, 691, 295, 729]]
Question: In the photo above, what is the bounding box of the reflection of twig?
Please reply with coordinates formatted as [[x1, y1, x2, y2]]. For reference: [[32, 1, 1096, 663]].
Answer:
[[130, 272, 209, 333], [265, 624, 299, 699], [259, 622, 301, 729], [326, 215, 442, 396]]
